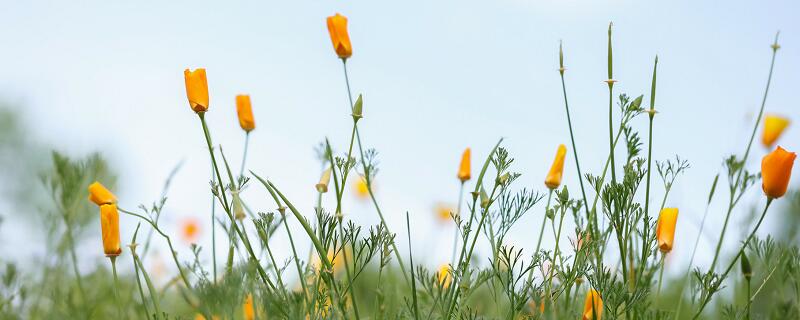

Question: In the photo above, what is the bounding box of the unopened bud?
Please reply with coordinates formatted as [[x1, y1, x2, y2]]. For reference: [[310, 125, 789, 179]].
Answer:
[[741, 252, 752, 280], [352, 94, 363, 121], [316, 167, 332, 193]]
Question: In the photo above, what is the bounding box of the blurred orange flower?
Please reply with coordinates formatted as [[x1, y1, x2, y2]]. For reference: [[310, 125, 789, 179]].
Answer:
[[434, 203, 456, 223], [184, 68, 209, 113], [458, 148, 471, 182], [243, 294, 255, 320], [353, 176, 370, 199], [762, 146, 796, 199], [236, 94, 256, 132], [326, 13, 352, 59], [582, 289, 603, 320], [180, 218, 201, 244], [437, 264, 452, 288], [761, 114, 790, 148]]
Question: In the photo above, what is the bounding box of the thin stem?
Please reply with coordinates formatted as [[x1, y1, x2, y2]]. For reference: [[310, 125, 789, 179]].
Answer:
[[642, 56, 658, 281], [240, 131, 250, 177], [745, 278, 751, 320], [525, 189, 553, 287], [197, 113, 275, 291], [110, 256, 123, 318], [673, 199, 712, 318], [709, 32, 780, 272], [337, 220, 362, 319], [451, 182, 465, 265], [407, 212, 421, 320], [210, 162, 217, 283], [656, 254, 665, 297], [693, 198, 773, 318], [281, 212, 310, 308], [340, 59, 409, 283]]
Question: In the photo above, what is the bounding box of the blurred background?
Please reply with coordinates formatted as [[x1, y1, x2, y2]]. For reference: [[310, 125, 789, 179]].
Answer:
[[0, 0, 798, 292]]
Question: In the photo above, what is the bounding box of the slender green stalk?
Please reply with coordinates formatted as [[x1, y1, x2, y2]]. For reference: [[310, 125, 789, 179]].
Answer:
[[132, 246, 161, 319], [656, 254, 665, 297], [558, 42, 592, 229], [745, 276, 751, 320], [693, 198, 774, 318], [451, 182, 465, 265], [210, 164, 217, 283], [641, 56, 658, 279], [240, 131, 251, 177], [709, 33, 780, 272], [525, 189, 553, 288], [606, 23, 617, 184], [61, 216, 87, 308], [406, 212, 420, 320], [110, 256, 123, 318], [280, 211, 310, 308], [197, 113, 276, 291], [337, 220, 362, 320], [340, 60, 410, 281]]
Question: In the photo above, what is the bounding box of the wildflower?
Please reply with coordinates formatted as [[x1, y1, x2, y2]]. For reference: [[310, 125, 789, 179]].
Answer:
[[326, 13, 352, 59], [243, 294, 255, 320], [184, 68, 209, 113], [316, 167, 332, 193], [528, 300, 545, 314], [353, 176, 370, 199], [99, 204, 122, 257], [458, 148, 471, 182], [194, 314, 220, 320], [437, 264, 452, 288], [656, 208, 679, 253], [545, 144, 567, 189], [236, 94, 256, 132], [232, 192, 246, 220], [762, 146, 796, 199], [180, 218, 201, 244], [762, 114, 790, 148], [434, 203, 455, 223], [582, 289, 603, 320], [88, 181, 116, 206]]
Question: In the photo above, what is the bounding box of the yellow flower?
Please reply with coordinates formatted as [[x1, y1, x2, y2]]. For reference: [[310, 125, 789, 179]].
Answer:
[[88, 181, 116, 206], [194, 314, 220, 320], [582, 289, 603, 320], [434, 203, 455, 223], [762, 146, 796, 199], [457, 148, 471, 182], [528, 300, 545, 314], [545, 144, 567, 189], [353, 176, 370, 199], [180, 218, 201, 244], [761, 114, 790, 148], [99, 204, 122, 257], [243, 294, 255, 320], [184, 68, 209, 113], [326, 13, 352, 59], [437, 264, 452, 288], [656, 208, 679, 254], [236, 94, 256, 132]]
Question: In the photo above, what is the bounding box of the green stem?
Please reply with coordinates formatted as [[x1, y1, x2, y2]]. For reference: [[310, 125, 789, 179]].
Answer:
[[451, 182, 465, 265], [656, 254, 665, 298], [110, 256, 123, 318], [337, 220, 362, 319], [525, 189, 553, 288], [281, 212, 311, 309], [745, 278, 751, 320], [210, 163, 217, 283], [240, 131, 250, 177], [641, 56, 658, 281], [197, 113, 275, 291], [693, 198, 773, 318]]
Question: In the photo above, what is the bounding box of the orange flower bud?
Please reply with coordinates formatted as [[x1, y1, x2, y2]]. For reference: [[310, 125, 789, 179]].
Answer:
[[761, 114, 790, 148], [656, 208, 679, 253], [184, 68, 209, 112], [582, 289, 603, 320], [236, 94, 255, 132], [243, 294, 255, 320], [326, 13, 352, 59], [762, 146, 796, 199], [434, 203, 456, 223], [88, 181, 116, 206], [100, 204, 122, 257], [545, 144, 567, 189], [457, 148, 471, 182]]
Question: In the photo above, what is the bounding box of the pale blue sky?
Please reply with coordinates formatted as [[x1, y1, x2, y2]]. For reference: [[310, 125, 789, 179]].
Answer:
[[0, 0, 798, 282]]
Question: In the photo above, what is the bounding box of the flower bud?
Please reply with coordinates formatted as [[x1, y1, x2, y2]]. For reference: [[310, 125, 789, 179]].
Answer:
[[236, 94, 255, 132], [184, 68, 209, 113], [88, 181, 117, 206], [316, 167, 332, 193], [457, 148, 471, 182], [326, 13, 352, 59], [761, 146, 796, 199], [99, 204, 122, 257]]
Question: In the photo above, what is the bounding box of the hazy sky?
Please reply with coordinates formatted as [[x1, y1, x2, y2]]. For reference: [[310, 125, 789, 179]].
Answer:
[[0, 0, 798, 282]]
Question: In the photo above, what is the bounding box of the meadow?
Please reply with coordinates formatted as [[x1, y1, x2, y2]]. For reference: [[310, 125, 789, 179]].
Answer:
[[0, 12, 798, 320]]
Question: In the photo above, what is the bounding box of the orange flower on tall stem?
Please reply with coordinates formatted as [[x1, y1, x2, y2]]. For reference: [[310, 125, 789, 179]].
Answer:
[[326, 13, 352, 59], [100, 204, 122, 257], [457, 148, 471, 182], [243, 294, 255, 320], [761, 114, 790, 148], [761, 146, 796, 199], [545, 144, 567, 189], [656, 208, 679, 253], [582, 289, 603, 320], [236, 94, 255, 132], [184, 68, 209, 113]]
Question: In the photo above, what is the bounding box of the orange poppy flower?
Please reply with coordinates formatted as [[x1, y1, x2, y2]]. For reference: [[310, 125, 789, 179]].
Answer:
[[100, 204, 122, 257], [762, 146, 796, 199], [656, 208, 679, 253], [458, 148, 471, 182], [236, 94, 255, 132], [184, 68, 209, 112], [545, 144, 567, 189], [326, 13, 352, 59]]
